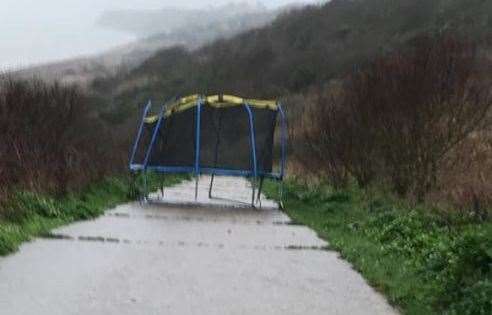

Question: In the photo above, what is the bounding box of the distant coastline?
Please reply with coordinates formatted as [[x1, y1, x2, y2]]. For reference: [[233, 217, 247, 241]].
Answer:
[[0, 26, 135, 72]]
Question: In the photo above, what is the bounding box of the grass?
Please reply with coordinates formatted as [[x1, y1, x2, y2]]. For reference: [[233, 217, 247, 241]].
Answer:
[[0, 174, 188, 257], [264, 180, 492, 315]]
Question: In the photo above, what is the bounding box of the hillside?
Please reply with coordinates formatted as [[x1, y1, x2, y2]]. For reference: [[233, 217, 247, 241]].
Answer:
[[97, 2, 273, 37], [11, 3, 282, 85], [95, 0, 492, 120]]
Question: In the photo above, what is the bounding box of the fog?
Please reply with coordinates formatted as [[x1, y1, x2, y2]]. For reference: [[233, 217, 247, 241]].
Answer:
[[0, 0, 320, 70]]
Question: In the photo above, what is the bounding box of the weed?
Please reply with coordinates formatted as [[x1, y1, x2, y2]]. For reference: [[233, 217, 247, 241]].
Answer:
[[0, 174, 187, 256]]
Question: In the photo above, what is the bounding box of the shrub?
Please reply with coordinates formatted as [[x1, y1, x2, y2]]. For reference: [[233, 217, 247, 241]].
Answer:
[[295, 34, 492, 200], [0, 77, 123, 199], [424, 229, 492, 309], [292, 84, 355, 188], [362, 206, 492, 313], [351, 35, 490, 199], [448, 280, 492, 315]]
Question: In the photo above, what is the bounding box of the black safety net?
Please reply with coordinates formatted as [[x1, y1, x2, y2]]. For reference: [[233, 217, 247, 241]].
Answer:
[[132, 102, 278, 176]]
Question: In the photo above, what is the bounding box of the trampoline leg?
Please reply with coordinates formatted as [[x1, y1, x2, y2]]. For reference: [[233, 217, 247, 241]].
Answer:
[[256, 177, 264, 205], [251, 178, 256, 208], [195, 175, 199, 201], [143, 171, 148, 204], [279, 181, 285, 210], [208, 174, 215, 199]]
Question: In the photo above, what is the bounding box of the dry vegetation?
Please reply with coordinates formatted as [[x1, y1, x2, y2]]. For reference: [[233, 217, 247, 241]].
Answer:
[[292, 35, 492, 212], [0, 77, 124, 200]]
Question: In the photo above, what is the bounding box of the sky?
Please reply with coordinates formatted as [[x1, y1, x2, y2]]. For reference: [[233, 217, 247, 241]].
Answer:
[[0, 0, 321, 70]]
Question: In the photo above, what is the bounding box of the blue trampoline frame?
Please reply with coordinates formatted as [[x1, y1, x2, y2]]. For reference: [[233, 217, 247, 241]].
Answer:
[[129, 96, 287, 207]]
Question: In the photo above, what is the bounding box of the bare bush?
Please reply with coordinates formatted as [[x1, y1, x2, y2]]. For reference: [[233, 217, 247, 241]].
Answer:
[[355, 35, 491, 199], [296, 34, 492, 200], [0, 77, 120, 196], [292, 84, 349, 188], [438, 129, 492, 219]]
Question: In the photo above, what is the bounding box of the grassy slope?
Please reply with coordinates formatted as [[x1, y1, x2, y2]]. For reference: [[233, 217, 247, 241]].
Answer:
[[95, 0, 492, 124], [0, 174, 186, 256], [265, 180, 492, 315]]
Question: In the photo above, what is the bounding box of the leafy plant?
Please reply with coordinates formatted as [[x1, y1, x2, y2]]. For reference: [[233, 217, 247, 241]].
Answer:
[[264, 179, 492, 314]]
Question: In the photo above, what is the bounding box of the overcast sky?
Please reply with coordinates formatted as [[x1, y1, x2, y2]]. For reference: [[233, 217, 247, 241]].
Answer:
[[0, 0, 321, 70]]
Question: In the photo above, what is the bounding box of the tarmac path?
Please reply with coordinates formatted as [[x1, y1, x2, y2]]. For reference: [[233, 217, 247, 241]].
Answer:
[[0, 176, 397, 315]]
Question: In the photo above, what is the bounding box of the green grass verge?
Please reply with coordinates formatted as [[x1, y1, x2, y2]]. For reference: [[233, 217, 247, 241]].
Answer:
[[0, 174, 188, 257], [264, 180, 491, 315]]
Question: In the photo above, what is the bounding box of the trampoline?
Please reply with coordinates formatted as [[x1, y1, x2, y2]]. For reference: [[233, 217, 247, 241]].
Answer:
[[129, 94, 287, 208]]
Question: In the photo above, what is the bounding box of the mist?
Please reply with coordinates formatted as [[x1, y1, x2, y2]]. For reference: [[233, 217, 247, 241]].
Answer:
[[0, 0, 320, 70]]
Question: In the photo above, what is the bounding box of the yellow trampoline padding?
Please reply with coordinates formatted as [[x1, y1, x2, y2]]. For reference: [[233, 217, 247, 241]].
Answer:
[[144, 116, 159, 124], [144, 94, 278, 123]]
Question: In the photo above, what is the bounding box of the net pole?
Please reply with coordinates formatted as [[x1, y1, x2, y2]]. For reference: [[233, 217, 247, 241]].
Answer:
[[143, 105, 166, 169], [143, 170, 148, 204], [209, 111, 223, 199], [278, 104, 287, 209], [278, 103, 287, 180], [141, 103, 166, 204], [129, 100, 151, 169], [244, 103, 258, 208], [279, 180, 285, 210], [208, 174, 215, 198], [194, 99, 203, 201]]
